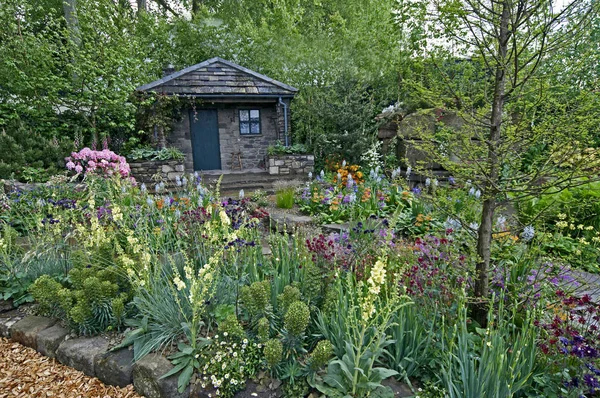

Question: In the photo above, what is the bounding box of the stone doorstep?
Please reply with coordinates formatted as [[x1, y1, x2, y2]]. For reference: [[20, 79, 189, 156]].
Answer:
[[9, 316, 56, 350], [55, 336, 110, 377]]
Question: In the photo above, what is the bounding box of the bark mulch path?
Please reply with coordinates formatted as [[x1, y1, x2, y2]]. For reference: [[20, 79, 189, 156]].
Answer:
[[0, 338, 142, 398]]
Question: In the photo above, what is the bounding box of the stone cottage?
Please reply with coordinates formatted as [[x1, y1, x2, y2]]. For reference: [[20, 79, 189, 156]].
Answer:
[[136, 57, 298, 172]]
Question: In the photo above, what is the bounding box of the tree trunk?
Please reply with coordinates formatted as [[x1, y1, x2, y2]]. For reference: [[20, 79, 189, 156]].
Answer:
[[472, 0, 510, 326], [62, 0, 80, 48], [156, 125, 167, 149], [192, 0, 201, 17], [137, 0, 147, 13]]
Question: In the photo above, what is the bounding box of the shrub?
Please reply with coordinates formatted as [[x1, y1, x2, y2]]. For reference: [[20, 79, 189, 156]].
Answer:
[[29, 261, 130, 335]]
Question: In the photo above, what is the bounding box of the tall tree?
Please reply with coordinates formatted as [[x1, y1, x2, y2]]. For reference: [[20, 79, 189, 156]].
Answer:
[[411, 0, 600, 324]]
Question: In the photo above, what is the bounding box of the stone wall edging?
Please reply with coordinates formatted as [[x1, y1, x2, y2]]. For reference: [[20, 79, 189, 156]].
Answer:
[[267, 154, 314, 176]]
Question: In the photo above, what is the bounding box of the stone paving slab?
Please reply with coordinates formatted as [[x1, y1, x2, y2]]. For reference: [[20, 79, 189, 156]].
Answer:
[[56, 336, 109, 377], [9, 316, 55, 349]]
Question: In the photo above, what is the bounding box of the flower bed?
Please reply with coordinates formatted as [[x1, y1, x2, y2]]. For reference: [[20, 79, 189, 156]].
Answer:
[[1, 151, 600, 398]]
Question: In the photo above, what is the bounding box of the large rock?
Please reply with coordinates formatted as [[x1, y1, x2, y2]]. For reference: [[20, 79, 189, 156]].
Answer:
[[9, 316, 55, 349], [56, 336, 109, 377], [36, 324, 69, 358], [133, 353, 190, 398], [95, 348, 134, 388]]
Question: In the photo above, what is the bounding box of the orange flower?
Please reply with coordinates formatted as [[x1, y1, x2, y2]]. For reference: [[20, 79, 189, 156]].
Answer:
[[156, 199, 164, 210]]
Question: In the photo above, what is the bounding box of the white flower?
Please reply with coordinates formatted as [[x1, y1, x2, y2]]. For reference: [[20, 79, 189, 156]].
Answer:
[[391, 167, 401, 179], [468, 187, 476, 196], [405, 166, 412, 179], [337, 172, 342, 181], [469, 222, 479, 231], [433, 179, 438, 187], [146, 197, 154, 206], [521, 225, 535, 242], [474, 189, 481, 199], [140, 183, 147, 193], [425, 178, 431, 187], [496, 215, 507, 228], [182, 177, 188, 185], [239, 189, 245, 199], [320, 170, 325, 179], [308, 171, 312, 180], [155, 184, 160, 193], [342, 160, 346, 167]]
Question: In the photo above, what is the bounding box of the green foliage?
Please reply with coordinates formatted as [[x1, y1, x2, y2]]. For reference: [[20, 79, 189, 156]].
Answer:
[[0, 124, 73, 181], [308, 340, 334, 371], [257, 317, 270, 342], [29, 260, 130, 335], [439, 298, 538, 398], [264, 338, 283, 368], [283, 301, 310, 336], [128, 146, 185, 161], [267, 142, 309, 156], [277, 285, 301, 314], [240, 280, 271, 319], [275, 188, 295, 209], [218, 314, 245, 341], [383, 303, 436, 380]]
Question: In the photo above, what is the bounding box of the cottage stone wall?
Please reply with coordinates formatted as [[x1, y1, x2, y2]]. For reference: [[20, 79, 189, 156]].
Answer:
[[169, 103, 280, 172], [129, 160, 185, 189], [268, 154, 314, 176]]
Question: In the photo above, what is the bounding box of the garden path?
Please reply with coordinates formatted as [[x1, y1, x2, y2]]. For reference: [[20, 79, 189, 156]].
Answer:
[[571, 270, 600, 304]]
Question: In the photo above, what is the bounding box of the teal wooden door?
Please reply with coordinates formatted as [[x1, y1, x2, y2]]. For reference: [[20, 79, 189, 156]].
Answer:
[[190, 109, 221, 170]]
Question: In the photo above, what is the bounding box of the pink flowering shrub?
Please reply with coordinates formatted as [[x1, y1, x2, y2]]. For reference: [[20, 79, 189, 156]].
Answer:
[[65, 148, 131, 178]]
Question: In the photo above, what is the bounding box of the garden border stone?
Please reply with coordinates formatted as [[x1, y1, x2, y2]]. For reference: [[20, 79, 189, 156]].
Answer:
[[133, 353, 190, 398], [9, 316, 56, 349], [94, 348, 135, 388], [36, 324, 70, 358], [0, 309, 25, 338], [55, 336, 110, 377]]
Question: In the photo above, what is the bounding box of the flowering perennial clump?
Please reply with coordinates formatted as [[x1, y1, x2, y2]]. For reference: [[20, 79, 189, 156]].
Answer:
[[66, 148, 131, 179]]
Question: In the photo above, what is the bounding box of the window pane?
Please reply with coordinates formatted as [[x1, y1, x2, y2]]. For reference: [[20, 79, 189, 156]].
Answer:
[[250, 122, 260, 134], [240, 122, 250, 134], [250, 110, 260, 120], [240, 110, 249, 121]]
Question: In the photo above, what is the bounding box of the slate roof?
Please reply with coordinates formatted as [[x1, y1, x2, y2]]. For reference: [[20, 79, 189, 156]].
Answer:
[[137, 57, 298, 98]]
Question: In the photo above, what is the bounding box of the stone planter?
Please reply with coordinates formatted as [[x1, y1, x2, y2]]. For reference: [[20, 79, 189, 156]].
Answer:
[[129, 159, 186, 188], [267, 154, 314, 176]]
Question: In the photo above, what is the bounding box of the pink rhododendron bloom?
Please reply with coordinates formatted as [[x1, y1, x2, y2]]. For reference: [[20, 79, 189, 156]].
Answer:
[[65, 147, 131, 179]]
